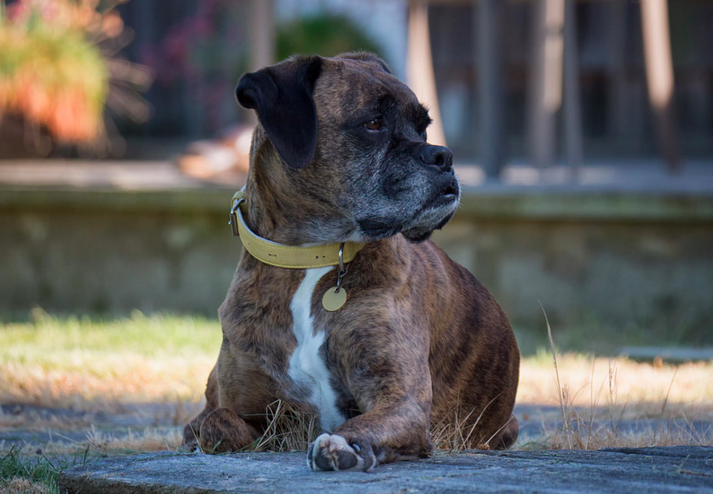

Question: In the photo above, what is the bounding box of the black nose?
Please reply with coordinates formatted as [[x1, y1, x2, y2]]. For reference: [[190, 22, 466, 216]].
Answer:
[[418, 145, 453, 172]]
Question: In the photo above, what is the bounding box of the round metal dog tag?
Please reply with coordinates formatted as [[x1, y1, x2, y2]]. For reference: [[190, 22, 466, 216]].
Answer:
[[322, 287, 347, 311]]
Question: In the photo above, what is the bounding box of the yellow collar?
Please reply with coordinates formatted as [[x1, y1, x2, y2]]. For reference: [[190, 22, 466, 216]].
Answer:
[[229, 190, 365, 269]]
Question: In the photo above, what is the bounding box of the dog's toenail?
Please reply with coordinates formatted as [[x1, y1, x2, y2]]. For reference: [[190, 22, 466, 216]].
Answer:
[[351, 442, 361, 452]]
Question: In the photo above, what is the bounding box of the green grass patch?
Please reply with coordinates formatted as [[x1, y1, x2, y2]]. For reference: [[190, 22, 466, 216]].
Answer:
[[0, 310, 222, 407], [0, 446, 78, 494], [513, 317, 711, 357], [0, 310, 221, 371]]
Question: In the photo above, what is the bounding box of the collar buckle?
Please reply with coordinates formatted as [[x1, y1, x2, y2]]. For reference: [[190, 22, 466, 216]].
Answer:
[[229, 196, 242, 237]]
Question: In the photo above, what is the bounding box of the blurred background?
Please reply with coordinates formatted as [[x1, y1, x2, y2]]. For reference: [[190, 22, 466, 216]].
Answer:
[[1, 0, 712, 352], [1, 1, 712, 473]]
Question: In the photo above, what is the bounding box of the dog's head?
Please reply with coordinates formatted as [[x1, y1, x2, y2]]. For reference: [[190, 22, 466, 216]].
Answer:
[[237, 53, 460, 243]]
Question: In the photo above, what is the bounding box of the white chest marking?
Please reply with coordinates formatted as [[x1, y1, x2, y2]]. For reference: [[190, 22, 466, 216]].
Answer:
[[288, 266, 346, 433]]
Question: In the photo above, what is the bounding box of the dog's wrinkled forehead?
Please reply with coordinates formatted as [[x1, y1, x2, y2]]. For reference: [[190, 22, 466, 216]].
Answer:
[[235, 53, 429, 170], [315, 56, 424, 122]]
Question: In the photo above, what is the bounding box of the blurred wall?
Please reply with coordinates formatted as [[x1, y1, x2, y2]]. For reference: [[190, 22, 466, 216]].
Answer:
[[116, 0, 251, 139], [430, 0, 713, 161], [114, 0, 406, 141], [2, 187, 711, 344], [113, 0, 713, 163]]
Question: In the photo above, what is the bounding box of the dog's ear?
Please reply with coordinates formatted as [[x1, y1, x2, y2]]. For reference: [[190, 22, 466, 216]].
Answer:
[[236, 56, 322, 169]]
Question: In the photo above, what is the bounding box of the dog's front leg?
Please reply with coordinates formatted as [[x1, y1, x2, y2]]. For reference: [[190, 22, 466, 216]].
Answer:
[[307, 396, 432, 471], [307, 324, 433, 473]]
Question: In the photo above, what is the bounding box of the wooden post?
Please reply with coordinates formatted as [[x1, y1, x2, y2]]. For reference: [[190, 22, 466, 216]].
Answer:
[[563, 0, 583, 175], [182, 1, 203, 137], [606, 0, 628, 144], [133, 0, 155, 134], [249, 0, 275, 71], [245, 0, 274, 125], [527, 0, 564, 168], [640, 0, 680, 173], [477, 0, 505, 179], [407, 0, 447, 147]]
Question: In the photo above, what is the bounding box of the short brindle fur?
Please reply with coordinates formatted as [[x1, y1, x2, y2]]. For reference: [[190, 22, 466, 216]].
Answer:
[[184, 53, 520, 471]]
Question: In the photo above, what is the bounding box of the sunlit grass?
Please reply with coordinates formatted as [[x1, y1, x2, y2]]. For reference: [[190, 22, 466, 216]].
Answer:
[[515, 314, 713, 450], [1, 309, 220, 358], [1, 311, 711, 457], [0, 310, 220, 410], [517, 350, 713, 417]]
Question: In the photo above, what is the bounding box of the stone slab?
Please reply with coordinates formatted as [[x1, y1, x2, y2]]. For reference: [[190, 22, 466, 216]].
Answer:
[[58, 446, 713, 494]]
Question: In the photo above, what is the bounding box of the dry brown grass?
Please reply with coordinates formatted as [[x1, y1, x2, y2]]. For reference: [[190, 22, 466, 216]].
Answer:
[[0, 359, 213, 415], [1, 313, 711, 455], [513, 310, 713, 450], [1, 427, 183, 458], [249, 400, 320, 453], [517, 355, 713, 419], [83, 427, 183, 454], [0, 477, 49, 494], [0, 312, 218, 414]]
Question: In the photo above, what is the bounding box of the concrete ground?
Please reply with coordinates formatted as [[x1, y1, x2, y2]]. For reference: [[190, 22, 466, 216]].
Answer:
[[1, 158, 713, 193], [57, 446, 713, 494]]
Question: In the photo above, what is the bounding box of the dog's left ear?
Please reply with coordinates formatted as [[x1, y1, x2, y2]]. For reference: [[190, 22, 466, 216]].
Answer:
[[236, 56, 322, 169]]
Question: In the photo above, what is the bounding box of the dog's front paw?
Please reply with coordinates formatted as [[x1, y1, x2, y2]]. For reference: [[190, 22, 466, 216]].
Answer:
[[307, 433, 376, 472]]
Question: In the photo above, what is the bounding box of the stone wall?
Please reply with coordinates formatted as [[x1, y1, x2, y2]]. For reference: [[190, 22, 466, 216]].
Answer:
[[435, 217, 713, 333], [0, 189, 236, 316], [1, 187, 711, 340]]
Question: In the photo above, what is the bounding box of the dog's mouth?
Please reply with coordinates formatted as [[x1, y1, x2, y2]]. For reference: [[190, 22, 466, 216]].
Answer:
[[421, 175, 461, 211], [355, 175, 460, 242], [433, 178, 460, 205], [399, 177, 460, 243]]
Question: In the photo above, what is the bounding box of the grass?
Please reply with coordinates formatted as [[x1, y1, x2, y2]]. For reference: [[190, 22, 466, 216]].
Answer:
[[0, 309, 220, 411], [0, 446, 79, 494], [511, 307, 713, 450], [1, 311, 712, 490]]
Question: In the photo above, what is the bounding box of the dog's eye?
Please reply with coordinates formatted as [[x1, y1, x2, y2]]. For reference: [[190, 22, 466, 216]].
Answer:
[[364, 118, 382, 131]]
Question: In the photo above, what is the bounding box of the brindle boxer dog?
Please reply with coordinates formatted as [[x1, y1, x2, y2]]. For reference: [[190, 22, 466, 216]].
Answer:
[[183, 52, 520, 471]]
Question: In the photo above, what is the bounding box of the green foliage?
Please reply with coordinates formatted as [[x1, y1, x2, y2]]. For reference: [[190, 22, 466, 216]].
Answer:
[[277, 13, 384, 60], [0, 447, 69, 494]]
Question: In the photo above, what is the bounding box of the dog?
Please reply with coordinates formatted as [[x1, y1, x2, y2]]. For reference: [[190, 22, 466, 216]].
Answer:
[[183, 52, 520, 471]]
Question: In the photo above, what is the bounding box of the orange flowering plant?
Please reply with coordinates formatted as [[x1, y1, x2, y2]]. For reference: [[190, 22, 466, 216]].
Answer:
[[0, 0, 136, 145]]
